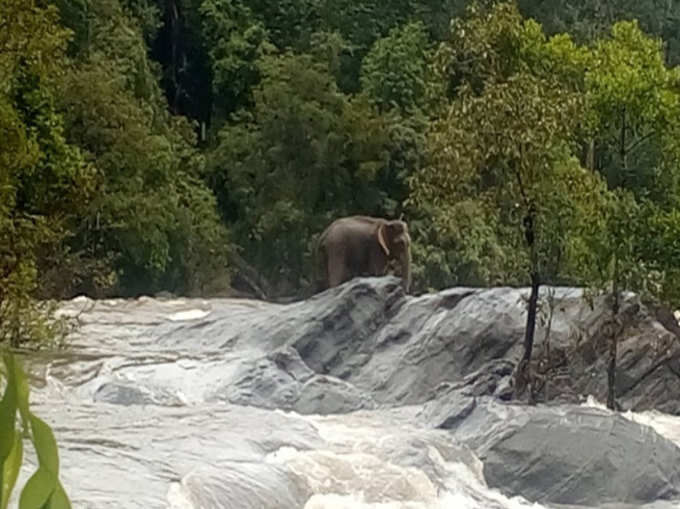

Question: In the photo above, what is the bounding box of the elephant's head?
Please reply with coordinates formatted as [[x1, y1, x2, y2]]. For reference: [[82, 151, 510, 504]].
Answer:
[[377, 220, 412, 293]]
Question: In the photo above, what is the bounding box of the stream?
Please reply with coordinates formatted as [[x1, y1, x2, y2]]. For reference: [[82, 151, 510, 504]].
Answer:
[[12, 278, 680, 508]]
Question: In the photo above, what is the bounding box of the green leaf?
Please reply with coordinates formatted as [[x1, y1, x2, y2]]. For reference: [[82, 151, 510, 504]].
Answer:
[[0, 434, 23, 509], [0, 355, 18, 462], [20, 408, 69, 509], [47, 482, 71, 509], [0, 355, 71, 509], [12, 357, 31, 426], [18, 468, 56, 509], [28, 415, 60, 474]]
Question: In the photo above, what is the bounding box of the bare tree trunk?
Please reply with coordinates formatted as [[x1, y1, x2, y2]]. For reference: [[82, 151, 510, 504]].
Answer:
[[586, 138, 595, 171], [167, 0, 181, 114], [541, 287, 556, 400], [607, 106, 627, 410], [515, 209, 540, 402], [607, 254, 620, 410]]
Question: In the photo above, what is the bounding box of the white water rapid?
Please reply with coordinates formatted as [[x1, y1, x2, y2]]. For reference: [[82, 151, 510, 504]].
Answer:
[[10, 286, 680, 509]]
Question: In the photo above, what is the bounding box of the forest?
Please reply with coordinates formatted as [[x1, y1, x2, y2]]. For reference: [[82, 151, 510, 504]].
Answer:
[[4, 0, 680, 346], [6, 1, 680, 502]]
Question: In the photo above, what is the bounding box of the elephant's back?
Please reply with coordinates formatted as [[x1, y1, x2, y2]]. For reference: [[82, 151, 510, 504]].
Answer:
[[319, 216, 375, 251], [340, 215, 384, 225], [326, 216, 381, 234]]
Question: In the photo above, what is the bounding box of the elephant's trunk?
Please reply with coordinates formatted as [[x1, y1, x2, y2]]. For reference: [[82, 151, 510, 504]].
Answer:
[[400, 245, 412, 294]]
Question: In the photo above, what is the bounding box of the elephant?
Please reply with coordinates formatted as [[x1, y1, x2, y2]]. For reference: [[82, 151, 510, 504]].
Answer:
[[316, 215, 412, 293]]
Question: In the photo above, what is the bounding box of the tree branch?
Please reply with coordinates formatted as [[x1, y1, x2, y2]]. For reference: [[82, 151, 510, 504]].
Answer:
[[626, 129, 656, 155]]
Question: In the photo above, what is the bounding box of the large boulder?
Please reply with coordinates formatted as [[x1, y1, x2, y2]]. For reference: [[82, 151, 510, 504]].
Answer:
[[444, 397, 680, 506], [89, 276, 680, 415]]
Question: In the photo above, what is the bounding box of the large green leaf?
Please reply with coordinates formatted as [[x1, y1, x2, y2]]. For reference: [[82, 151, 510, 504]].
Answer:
[[18, 413, 64, 508], [0, 355, 18, 461], [0, 355, 71, 509], [48, 482, 71, 509], [28, 415, 60, 475], [18, 468, 56, 509], [0, 428, 23, 509], [0, 354, 18, 509]]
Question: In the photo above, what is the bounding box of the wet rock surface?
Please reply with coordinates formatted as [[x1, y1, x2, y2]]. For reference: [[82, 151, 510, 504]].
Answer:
[[17, 276, 680, 508], [448, 398, 680, 506]]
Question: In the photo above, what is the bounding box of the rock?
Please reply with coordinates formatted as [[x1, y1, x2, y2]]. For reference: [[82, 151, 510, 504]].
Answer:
[[167, 463, 311, 509], [36, 278, 680, 508], [419, 390, 477, 430], [73, 276, 680, 418], [447, 398, 680, 506], [141, 277, 680, 414], [153, 290, 177, 300], [294, 375, 376, 415], [285, 278, 680, 414], [94, 382, 185, 406], [204, 347, 376, 414]]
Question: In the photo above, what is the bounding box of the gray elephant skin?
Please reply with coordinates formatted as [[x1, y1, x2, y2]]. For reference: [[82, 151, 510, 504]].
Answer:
[[315, 215, 412, 293]]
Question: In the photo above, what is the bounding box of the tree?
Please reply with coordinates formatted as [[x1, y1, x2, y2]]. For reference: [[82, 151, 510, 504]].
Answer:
[[410, 2, 608, 399], [575, 20, 680, 409], [360, 21, 431, 114], [199, 0, 271, 128], [54, 0, 231, 297], [149, 0, 213, 122], [246, 0, 322, 51], [207, 49, 391, 295], [517, 0, 680, 65], [585, 21, 680, 203], [1, 0, 95, 346], [577, 188, 641, 409], [360, 22, 433, 232]]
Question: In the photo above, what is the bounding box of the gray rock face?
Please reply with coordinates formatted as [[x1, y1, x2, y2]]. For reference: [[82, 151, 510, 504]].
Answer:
[[152, 277, 680, 413], [447, 398, 680, 506], [25, 277, 680, 508]]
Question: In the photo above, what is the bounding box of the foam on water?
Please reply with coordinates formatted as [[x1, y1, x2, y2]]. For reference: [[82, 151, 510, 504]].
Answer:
[[166, 482, 193, 509], [260, 399, 680, 509], [262, 412, 549, 509], [168, 309, 211, 321], [583, 394, 680, 449], [264, 445, 548, 509]]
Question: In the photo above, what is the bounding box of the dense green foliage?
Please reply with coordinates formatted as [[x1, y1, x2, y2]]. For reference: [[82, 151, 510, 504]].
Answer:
[[0, 0, 94, 348], [207, 50, 394, 293], [5, 0, 680, 354]]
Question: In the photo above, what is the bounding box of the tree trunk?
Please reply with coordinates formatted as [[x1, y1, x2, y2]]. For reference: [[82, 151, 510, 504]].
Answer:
[[607, 253, 620, 410], [607, 106, 627, 410], [514, 209, 540, 401], [167, 0, 181, 115], [527, 272, 540, 356]]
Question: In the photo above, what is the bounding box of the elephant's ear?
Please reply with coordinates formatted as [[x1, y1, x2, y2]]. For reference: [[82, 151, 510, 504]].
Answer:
[[377, 224, 390, 256]]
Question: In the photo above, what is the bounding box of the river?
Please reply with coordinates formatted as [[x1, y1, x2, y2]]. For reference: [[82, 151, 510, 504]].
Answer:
[[12, 279, 680, 508]]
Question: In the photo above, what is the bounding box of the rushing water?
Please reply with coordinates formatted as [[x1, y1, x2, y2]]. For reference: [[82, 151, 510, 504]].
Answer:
[[10, 295, 680, 509]]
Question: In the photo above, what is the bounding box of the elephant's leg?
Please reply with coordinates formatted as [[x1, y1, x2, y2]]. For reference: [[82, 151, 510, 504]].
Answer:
[[327, 249, 348, 287], [368, 251, 388, 277], [315, 249, 329, 292]]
